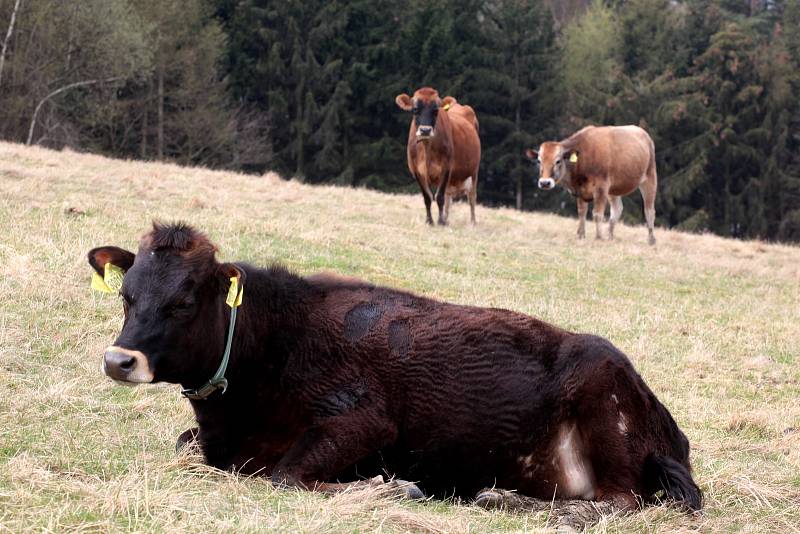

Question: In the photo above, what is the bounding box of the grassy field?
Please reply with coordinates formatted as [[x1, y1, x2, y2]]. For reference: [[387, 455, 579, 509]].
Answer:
[[0, 141, 798, 533]]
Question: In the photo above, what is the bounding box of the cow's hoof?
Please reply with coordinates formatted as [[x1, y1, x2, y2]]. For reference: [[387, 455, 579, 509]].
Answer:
[[175, 427, 199, 453], [475, 489, 505, 509], [648, 235, 656, 246], [386, 478, 425, 500]]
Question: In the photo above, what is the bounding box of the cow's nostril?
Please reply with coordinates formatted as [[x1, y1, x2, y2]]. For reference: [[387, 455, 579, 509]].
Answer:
[[119, 357, 136, 371]]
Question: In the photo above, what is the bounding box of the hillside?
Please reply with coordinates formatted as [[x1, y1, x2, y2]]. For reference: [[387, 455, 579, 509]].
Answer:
[[0, 141, 798, 533]]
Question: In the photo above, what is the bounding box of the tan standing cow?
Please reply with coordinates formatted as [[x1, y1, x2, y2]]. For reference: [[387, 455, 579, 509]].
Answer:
[[527, 126, 658, 244], [395, 87, 481, 225]]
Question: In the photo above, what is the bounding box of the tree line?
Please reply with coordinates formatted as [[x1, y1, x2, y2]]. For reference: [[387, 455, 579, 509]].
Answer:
[[1, 0, 799, 241]]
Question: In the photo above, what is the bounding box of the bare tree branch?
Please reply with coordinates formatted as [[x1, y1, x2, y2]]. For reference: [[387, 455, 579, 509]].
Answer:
[[27, 76, 122, 145], [0, 0, 23, 88]]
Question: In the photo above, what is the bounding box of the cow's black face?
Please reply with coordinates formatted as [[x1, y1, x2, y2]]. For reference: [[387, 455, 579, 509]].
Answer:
[[89, 224, 240, 388], [395, 88, 451, 142], [412, 99, 439, 140]]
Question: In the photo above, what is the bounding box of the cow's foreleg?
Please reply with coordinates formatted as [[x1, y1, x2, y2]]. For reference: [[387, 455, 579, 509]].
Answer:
[[592, 188, 608, 240], [416, 177, 435, 225], [576, 198, 588, 239], [639, 180, 657, 245], [436, 171, 452, 225]]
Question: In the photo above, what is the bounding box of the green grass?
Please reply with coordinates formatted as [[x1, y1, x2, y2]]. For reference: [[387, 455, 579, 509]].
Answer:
[[1, 142, 799, 532]]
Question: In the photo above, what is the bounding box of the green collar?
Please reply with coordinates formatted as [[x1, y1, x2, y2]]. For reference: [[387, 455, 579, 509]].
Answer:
[[181, 282, 242, 401]]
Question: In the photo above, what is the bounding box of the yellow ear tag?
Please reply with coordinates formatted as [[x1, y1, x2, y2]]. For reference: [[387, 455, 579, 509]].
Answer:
[[91, 262, 124, 293], [91, 272, 113, 293], [443, 103, 451, 111], [103, 262, 125, 292], [569, 153, 579, 163], [225, 276, 243, 308]]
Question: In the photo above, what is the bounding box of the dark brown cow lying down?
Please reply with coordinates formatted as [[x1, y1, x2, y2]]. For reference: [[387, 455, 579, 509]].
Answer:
[[89, 223, 701, 528]]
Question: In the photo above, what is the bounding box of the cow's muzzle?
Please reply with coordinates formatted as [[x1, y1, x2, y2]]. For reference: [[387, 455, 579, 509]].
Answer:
[[538, 178, 555, 190], [416, 126, 434, 140], [103, 346, 154, 384]]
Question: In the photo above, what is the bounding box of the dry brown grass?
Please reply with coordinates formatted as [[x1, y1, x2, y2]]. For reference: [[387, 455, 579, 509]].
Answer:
[[1, 141, 798, 533]]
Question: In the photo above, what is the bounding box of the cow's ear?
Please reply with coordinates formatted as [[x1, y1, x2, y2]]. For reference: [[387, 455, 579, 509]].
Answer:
[[441, 96, 457, 108], [218, 262, 247, 288], [525, 148, 538, 161], [395, 93, 413, 111], [88, 246, 135, 276]]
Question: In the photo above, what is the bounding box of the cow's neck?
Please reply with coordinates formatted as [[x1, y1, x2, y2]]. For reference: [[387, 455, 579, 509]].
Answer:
[[188, 263, 315, 408]]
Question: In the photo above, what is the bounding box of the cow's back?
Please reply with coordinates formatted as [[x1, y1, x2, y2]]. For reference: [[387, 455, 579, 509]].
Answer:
[[573, 126, 653, 191]]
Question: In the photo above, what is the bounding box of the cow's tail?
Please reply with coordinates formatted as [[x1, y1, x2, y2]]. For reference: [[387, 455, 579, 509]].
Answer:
[[641, 397, 702, 512], [643, 454, 702, 511]]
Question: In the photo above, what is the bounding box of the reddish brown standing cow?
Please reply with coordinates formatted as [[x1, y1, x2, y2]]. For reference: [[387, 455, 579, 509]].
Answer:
[[395, 87, 481, 225], [89, 223, 701, 529], [527, 125, 658, 244]]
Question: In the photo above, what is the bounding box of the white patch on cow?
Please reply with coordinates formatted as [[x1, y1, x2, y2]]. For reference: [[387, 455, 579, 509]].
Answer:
[[611, 394, 619, 404], [618, 412, 628, 435], [555, 424, 596, 499]]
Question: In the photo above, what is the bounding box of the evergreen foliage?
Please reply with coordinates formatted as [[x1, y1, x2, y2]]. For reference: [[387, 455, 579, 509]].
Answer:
[[1, 0, 799, 241]]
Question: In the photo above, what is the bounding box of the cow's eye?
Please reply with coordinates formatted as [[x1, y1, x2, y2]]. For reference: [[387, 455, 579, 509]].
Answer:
[[555, 159, 562, 165], [167, 301, 192, 315], [121, 293, 134, 306]]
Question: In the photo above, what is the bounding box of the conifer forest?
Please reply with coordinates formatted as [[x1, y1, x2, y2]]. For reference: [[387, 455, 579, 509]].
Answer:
[[2, 0, 799, 241]]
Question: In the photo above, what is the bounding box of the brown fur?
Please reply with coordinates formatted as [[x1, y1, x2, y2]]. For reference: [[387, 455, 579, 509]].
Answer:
[[396, 87, 481, 225], [527, 125, 658, 244]]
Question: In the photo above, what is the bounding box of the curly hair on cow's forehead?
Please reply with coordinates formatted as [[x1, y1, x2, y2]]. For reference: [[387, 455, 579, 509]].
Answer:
[[140, 221, 218, 259]]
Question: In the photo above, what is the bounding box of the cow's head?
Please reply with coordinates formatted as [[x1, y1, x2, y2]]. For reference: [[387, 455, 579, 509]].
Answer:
[[88, 222, 243, 389], [396, 87, 455, 141], [526, 142, 579, 191]]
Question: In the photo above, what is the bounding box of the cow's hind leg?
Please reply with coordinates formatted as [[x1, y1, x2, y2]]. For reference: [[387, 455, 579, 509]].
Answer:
[[639, 173, 657, 245], [476, 489, 631, 530], [608, 195, 623, 240], [469, 172, 478, 225], [271, 405, 414, 499]]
